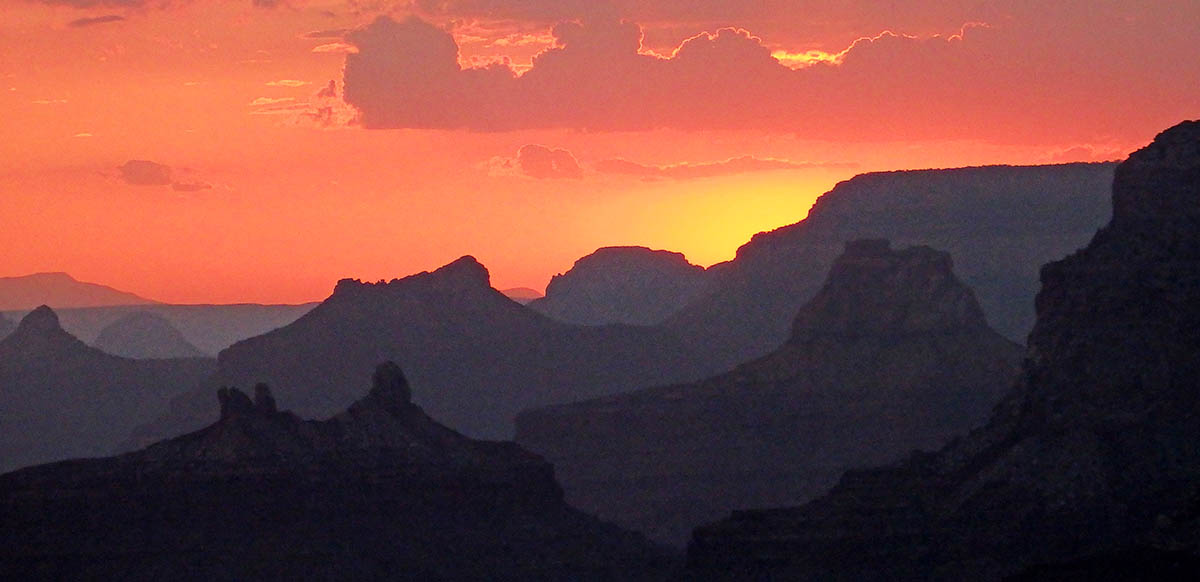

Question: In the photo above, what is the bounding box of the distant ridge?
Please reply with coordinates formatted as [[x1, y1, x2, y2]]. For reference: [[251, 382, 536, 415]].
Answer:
[[0, 272, 156, 310], [501, 287, 544, 304], [94, 311, 208, 359], [529, 246, 711, 326]]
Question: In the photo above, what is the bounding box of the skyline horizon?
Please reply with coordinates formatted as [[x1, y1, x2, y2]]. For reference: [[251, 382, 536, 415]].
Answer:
[[3, 2, 1193, 304]]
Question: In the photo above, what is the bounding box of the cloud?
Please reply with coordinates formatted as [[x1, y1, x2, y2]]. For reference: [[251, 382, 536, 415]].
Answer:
[[171, 181, 213, 192], [515, 144, 583, 179], [338, 13, 1198, 143], [302, 28, 349, 39], [595, 156, 856, 180], [67, 14, 125, 27], [118, 159, 214, 191], [266, 79, 311, 87], [119, 160, 172, 186]]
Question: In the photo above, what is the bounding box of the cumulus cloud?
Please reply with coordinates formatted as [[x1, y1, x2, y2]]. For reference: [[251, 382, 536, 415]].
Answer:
[[67, 14, 125, 27], [119, 160, 172, 186], [596, 156, 856, 180], [516, 144, 583, 179], [338, 13, 1196, 143]]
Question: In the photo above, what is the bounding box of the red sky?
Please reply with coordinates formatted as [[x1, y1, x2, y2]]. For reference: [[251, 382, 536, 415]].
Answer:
[[1, 1, 1196, 304]]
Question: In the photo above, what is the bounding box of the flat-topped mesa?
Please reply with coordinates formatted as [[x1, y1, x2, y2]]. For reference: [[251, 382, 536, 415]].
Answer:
[[530, 246, 710, 326], [789, 239, 988, 342]]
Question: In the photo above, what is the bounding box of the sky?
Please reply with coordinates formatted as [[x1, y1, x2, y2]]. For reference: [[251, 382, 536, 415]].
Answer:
[[0, 0, 1196, 304]]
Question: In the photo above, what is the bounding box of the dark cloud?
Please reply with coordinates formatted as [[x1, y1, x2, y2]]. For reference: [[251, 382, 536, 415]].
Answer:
[[595, 156, 856, 180], [516, 144, 583, 179], [38, 0, 290, 8], [67, 14, 125, 27], [338, 14, 1197, 143], [302, 28, 350, 39], [316, 79, 337, 98], [119, 160, 172, 186], [118, 160, 215, 191]]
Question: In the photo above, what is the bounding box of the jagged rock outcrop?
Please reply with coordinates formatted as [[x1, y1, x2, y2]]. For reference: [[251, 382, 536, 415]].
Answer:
[[0, 363, 673, 581], [131, 256, 713, 446], [0, 306, 215, 473], [0, 272, 155, 310], [516, 240, 1021, 545], [94, 311, 208, 359], [686, 122, 1200, 580], [529, 246, 711, 326], [664, 162, 1115, 372]]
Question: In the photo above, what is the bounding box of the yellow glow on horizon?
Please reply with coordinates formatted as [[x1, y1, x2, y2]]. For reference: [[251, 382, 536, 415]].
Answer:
[[771, 49, 843, 69]]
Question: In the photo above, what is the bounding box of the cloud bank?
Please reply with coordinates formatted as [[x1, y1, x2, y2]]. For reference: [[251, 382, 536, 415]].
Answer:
[[338, 13, 1189, 142], [595, 156, 856, 180]]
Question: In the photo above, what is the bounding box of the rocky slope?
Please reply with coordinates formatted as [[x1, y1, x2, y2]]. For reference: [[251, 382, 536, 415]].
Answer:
[[517, 239, 1021, 545], [0, 272, 156, 310], [686, 122, 1200, 580], [529, 246, 711, 326], [94, 311, 208, 359], [0, 313, 12, 340], [0, 362, 673, 580], [0, 307, 215, 473], [665, 163, 1115, 372], [132, 256, 713, 446]]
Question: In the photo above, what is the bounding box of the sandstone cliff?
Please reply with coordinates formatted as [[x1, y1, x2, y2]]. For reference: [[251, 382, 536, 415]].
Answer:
[[687, 121, 1200, 580], [517, 239, 1021, 545], [665, 163, 1114, 372], [528, 246, 711, 326]]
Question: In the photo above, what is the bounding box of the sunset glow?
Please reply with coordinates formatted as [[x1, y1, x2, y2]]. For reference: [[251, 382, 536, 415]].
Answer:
[[1, 1, 1196, 304]]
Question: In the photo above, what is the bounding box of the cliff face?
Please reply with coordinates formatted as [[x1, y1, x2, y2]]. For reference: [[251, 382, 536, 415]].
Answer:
[[665, 162, 1115, 372], [0, 362, 672, 581], [687, 122, 1200, 580], [132, 256, 713, 446], [516, 240, 1021, 546], [0, 307, 215, 473], [528, 246, 711, 326]]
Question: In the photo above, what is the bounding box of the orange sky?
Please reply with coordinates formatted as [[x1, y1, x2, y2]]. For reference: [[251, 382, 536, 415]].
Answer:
[[0, 1, 1196, 304]]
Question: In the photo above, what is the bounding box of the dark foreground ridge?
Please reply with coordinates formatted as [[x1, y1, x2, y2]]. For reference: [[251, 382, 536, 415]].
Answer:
[[518, 239, 1021, 545], [686, 121, 1200, 580], [0, 362, 673, 580]]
